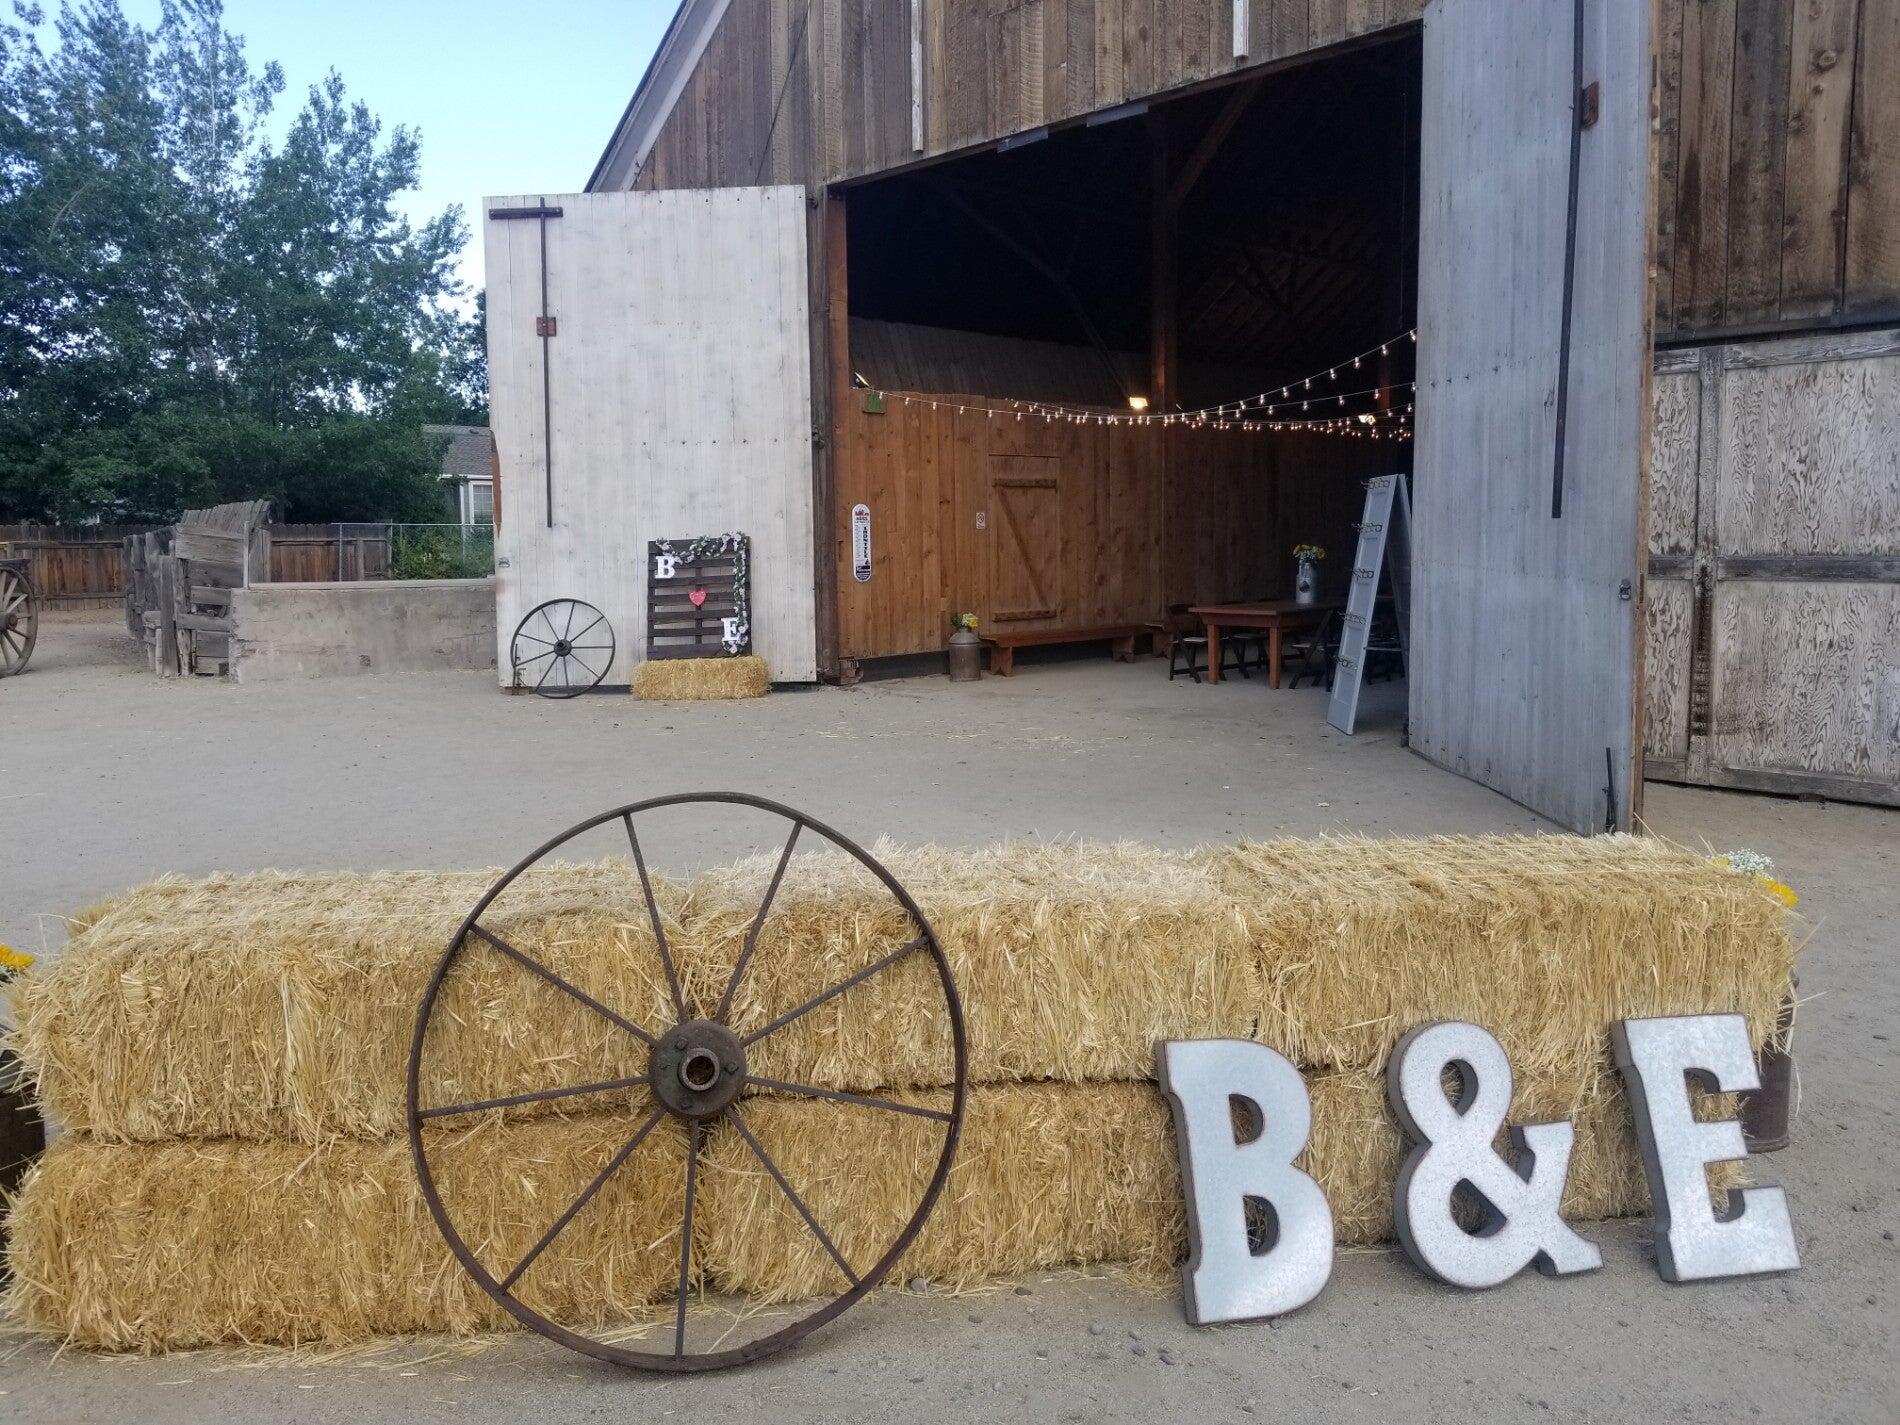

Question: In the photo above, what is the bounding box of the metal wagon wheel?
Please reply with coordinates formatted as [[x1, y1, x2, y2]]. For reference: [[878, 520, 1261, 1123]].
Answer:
[[0, 563, 38, 678], [406, 793, 968, 1372], [512, 599, 613, 698]]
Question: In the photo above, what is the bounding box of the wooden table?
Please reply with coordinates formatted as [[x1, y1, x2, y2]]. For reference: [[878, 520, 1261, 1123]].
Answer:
[[1189, 599, 1345, 688]]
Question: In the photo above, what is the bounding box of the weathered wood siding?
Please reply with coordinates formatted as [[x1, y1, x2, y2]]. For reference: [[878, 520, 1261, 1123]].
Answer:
[[624, 0, 1900, 338], [1642, 329, 1900, 805], [485, 189, 818, 684], [1409, 0, 1654, 834], [629, 0, 1425, 193], [833, 386, 1394, 660], [1657, 0, 1900, 337]]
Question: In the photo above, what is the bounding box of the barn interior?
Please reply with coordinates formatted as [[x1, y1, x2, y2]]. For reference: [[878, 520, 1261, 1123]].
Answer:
[[831, 31, 1422, 671]]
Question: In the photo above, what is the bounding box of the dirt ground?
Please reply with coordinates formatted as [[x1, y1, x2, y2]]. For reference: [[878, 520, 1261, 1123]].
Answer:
[[1, 614, 1895, 1423]]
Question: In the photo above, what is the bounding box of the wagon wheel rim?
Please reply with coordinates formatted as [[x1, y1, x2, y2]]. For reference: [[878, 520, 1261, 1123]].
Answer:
[[513, 599, 613, 698], [405, 793, 968, 1372], [0, 568, 38, 677]]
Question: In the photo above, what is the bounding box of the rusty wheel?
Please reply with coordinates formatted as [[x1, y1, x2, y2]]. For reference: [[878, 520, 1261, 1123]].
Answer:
[[511, 599, 613, 697], [406, 793, 967, 1371], [0, 564, 37, 677]]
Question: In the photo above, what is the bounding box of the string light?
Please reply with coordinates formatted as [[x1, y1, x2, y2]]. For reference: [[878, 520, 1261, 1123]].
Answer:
[[864, 328, 1420, 440]]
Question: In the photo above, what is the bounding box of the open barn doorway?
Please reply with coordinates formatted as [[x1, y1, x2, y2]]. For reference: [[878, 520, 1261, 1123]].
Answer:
[[829, 31, 1421, 706], [825, 0, 1655, 837]]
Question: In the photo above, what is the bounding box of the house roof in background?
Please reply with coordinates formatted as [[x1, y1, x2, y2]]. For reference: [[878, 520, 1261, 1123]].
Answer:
[[424, 425, 493, 481]]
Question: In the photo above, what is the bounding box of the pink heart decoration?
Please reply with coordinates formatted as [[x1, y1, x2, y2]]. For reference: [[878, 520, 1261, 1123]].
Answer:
[[689, 588, 707, 608]]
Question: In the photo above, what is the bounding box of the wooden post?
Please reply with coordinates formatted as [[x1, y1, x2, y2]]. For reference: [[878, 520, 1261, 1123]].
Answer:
[[810, 186, 849, 682], [1150, 119, 1177, 416]]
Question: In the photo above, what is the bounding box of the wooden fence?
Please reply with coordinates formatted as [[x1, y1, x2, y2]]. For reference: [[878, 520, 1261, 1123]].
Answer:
[[0, 523, 475, 604]]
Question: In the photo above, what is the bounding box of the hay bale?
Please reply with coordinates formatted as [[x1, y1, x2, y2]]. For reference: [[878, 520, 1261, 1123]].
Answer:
[[633, 655, 769, 700], [8, 1078, 1740, 1349], [702, 1072, 1739, 1301], [1205, 835, 1796, 1076], [10, 836, 1794, 1142], [678, 842, 1259, 1090], [5, 1114, 691, 1351], [9, 865, 689, 1143]]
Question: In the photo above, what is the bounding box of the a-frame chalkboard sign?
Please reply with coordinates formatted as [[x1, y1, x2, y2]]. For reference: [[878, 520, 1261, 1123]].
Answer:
[[646, 533, 751, 660]]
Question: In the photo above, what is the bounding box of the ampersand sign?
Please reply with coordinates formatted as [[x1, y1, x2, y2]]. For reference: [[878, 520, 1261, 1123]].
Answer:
[[1386, 1021, 1603, 1289]]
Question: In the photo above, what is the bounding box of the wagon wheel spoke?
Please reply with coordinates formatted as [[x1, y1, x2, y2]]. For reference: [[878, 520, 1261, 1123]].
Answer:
[[500, 1106, 667, 1291], [625, 814, 688, 1020], [674, 1120, 703, 1359], [571, 613, 606, 642], [714, 822, 803, 1021], [730, 1105, 859, 1287], [417, 1073, 650, 1120], [540, 607, 562, 641], [741, 933, 928, 1048], [563, 600, 580, 640], [468, 924, 657, 1047], [534, 656, 557, 692], [514, 647, 557, 667], [744, 1076, 954, 1123]]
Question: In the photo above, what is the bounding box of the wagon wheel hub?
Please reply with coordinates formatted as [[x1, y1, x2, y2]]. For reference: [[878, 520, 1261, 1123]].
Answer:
[[650, 1019, 746, 1120]]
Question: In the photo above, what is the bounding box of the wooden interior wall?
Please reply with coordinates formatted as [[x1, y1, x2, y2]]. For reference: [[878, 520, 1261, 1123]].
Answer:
[[1657, 0, 1900, 338], [632, 0, 1425, 193], [833, 390, 1396, 660]]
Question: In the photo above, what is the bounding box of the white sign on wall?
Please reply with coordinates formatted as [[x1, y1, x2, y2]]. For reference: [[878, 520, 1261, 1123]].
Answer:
[[852, 503, 872, 583]]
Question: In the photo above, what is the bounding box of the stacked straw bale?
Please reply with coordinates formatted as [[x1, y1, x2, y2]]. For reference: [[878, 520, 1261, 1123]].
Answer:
[[632, 655, 770, 700], [3, 834, 1794, 1351]]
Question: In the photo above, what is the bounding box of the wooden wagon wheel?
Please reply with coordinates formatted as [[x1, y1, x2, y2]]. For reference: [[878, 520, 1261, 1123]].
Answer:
[[511, 598, 613, 697], [0, 564, 38, 677], [406, 793, 968, 1371]]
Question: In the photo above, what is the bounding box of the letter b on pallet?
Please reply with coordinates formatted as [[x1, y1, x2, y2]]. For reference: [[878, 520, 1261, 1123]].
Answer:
[[1156, 1040, 1334, 1324]]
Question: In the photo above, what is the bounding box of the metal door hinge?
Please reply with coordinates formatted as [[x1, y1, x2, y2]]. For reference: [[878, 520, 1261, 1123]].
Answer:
[[536, 316, 558, 338], [1618, 578, 1632, 601], [1580, 82, 1600, 128]]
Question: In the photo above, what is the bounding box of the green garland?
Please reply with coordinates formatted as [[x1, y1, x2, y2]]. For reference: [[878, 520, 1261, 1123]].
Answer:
[[654, 533, 750, 655]]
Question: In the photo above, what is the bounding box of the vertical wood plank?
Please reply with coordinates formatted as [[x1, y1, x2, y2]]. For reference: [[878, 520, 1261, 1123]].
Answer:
[[1654, 0, 1686, 331], [1726, 0, 1793, 323], [1781, 0, 1859, 319], [1675, 0, 1736, 331], [1846, 0, 1900, 308]]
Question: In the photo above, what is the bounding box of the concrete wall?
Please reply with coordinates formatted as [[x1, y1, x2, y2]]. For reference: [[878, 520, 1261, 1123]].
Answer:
[[229, 579, 495, 683]]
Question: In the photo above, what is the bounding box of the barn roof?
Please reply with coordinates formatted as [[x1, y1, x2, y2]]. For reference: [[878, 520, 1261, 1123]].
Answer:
[[588, 0, 728, 193]]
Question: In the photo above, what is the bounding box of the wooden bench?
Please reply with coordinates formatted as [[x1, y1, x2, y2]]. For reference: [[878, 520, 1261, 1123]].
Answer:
[[982, 625, 1144, 677]]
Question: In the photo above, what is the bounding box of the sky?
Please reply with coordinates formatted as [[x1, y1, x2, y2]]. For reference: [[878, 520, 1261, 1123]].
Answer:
[[37, 0, 675, 294]]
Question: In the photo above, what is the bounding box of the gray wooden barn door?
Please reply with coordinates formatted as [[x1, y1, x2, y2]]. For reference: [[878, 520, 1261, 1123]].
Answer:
[[485, 188, 818, 684], [1644, 330, 1900, 807], [1410, 0, 1655, 833]]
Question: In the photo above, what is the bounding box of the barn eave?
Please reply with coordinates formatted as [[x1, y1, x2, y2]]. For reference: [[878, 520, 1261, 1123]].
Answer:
[[586, 0, 731, 194]]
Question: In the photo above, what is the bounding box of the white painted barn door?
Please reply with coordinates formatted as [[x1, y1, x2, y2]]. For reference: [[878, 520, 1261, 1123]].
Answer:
[[1409, 0, 1654, 833], [485, 188, 817, 686]]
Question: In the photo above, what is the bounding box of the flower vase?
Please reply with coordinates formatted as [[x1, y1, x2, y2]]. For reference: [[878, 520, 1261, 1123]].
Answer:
[[1294, 558, 1318, 606]]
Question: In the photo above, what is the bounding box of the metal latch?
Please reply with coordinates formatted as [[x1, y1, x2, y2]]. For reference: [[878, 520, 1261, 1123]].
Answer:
[[1618, 578, 1632, 601]]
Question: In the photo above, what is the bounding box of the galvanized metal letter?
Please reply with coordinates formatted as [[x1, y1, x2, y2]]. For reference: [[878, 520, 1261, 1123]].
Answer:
[[1156, 1039, 1334, 1324], [1611, 1014, 1800, 1282], [1387, 1021, 1603, 1288]]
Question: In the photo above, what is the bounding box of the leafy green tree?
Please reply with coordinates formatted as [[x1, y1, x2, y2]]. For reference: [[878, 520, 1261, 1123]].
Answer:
[[0, 0, 482, 524]]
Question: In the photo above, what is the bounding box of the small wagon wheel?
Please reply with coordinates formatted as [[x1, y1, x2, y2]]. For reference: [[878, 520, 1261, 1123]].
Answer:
[[406, 793, 968, 1371], [0, 563, 38, 678], [512, 599, 613, 698]]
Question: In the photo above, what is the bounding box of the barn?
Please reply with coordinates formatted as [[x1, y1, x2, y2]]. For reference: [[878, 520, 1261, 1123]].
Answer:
[[484, 0, 1900, 831]]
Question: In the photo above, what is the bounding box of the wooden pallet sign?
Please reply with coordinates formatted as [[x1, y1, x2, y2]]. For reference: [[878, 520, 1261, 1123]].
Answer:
[[647, 534, 751, 660]]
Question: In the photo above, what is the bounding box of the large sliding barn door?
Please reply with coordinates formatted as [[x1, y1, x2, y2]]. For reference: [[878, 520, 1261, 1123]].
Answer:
[[1410, 0, 1655, 833], [485, 188, 817, 684], [1645, 330, 1900, 806]]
